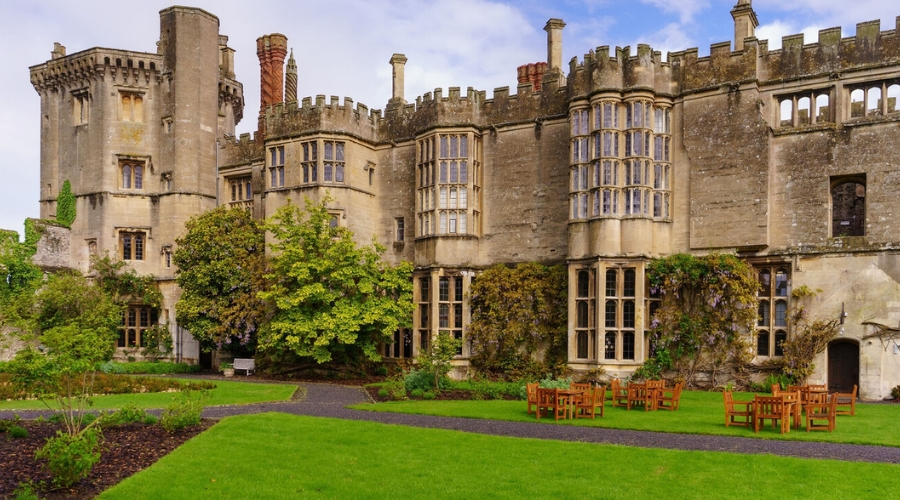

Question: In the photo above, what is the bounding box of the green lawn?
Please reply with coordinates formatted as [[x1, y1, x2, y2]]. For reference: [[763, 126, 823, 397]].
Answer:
[[99, 412, 900, 499], [351, 390, 900, 447], [0, 379, 298, 411]]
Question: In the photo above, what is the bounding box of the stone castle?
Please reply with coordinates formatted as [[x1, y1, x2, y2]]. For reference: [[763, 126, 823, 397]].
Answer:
[[26, 1, 900, 398]]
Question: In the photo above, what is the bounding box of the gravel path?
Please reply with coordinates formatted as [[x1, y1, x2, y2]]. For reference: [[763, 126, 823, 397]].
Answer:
[[4, 381, 899, 465]]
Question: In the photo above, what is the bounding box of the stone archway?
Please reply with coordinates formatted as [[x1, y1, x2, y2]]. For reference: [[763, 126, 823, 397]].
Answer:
[[827, 340, 859, 393]]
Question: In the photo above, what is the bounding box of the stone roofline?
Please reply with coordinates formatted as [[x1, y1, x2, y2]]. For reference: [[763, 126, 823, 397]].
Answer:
[[29, 47, 162, 92]]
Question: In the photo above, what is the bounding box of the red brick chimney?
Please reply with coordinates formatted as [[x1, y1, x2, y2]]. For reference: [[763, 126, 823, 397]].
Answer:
[[516, 62, 548, 92], [256, 33, 288, 137]]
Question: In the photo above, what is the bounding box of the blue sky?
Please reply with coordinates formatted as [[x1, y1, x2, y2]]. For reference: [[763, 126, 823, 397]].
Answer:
[[2, 0, 899, 234]]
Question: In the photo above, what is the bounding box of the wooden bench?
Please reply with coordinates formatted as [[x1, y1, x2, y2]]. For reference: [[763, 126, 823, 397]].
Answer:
[[233, 358, 255, 376]]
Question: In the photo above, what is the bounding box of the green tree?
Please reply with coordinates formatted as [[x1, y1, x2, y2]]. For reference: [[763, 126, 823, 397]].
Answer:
[[416, 331, 462, 391], [467, 262, 568, 379], [173, 207, 266, 354], [646, 253, 758, 387], [259, 197, 414, 364], [0, 222, 44, 318]]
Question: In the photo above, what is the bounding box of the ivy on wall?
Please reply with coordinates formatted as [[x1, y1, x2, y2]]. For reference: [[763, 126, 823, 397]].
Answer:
[[56, 180, 76, 227]]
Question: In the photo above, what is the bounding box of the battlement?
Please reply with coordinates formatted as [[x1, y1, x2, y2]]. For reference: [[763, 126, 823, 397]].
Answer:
[[565, 43, 676, 99], [264, 94, 381, 142], [671, 15, 900, 93], [30, 47, 162, 93], [219, 132, 264, 167]]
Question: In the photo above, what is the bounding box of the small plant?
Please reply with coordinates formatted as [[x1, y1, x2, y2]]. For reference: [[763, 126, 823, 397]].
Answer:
[[219, 361, 233, 371], [12, 481, 40, 500], [143, 414, 158, 426], [377, 388, 389, 398], [723, 382, 736, 392], [102, 404, 148, 427], [422, 391, 436, 400], [35, 427, 103, 488], [9, 425, 29, 439], [410, 388, 424, 398], [160, 390, 207, 432], [891, 385, 900, 401], [0, 415, 22, 432], [373, 365, 388, 377]]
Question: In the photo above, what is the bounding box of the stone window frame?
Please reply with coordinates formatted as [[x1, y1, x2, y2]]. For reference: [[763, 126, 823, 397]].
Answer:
[[395, 217, 405, 242], [570, 107, 591, 220], [753, 263, 790, 359], [416, 130, 480, 238], [574, 267, 597, 360], [830, 174, 866, 238], [72, 88, 90, 126], [322, 140, 346, 184], [269, 145, 285, 188], [301, 141, 318, 184], [227, 175, 253, 210], [116, 155, 150, 191], [118, 89, 145, 123], [118, 228, 149, 261], [602, 265, 639, 362], [777, 88, 832, 127], [847, 80, 900, 119], [117, 305, 158, 348]]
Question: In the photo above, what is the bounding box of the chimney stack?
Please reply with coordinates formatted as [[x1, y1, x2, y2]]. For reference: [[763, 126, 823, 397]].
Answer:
[[285, 49, 298, 105], [256, 33, 288, 135], [731, 0, 758, 52], [544, 19, 566, 74], [390, 53, 408, 103]]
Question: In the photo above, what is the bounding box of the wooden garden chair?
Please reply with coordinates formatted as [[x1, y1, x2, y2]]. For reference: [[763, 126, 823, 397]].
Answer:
[[779, 390, 803, 429], [723, 391, 753, 428], [753, 395, 790, 434], [569, 382, 592, 405], [834, 385, 858, 416], [535, 388, 570, 421], [627, 382, 656, 411], [610, 379, 629, 408], [526, 383, 539, 415], [574, 386, 606, 419], [656, 381, 683, 411], [805, 393, 837, 432]]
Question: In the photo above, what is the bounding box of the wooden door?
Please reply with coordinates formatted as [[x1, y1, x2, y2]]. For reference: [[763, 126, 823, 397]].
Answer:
[[827, 340, 859, 394]]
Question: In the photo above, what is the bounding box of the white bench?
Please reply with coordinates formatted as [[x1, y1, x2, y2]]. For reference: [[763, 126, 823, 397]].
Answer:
[[233, 358, 255, 376]]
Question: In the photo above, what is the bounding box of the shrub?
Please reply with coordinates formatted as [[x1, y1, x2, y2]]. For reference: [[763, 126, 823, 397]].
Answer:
[[35, 427, 103, 488], [373, 365, 388, 377], [891, 385, 900, 401], [97, 361, 200, 375], [12, 481, 39, 500], [9, 425, 29, 439], [422, 391, 436, 400], [143, 415, 158, 426], [102, 404, 148, 427], [0, 415, 22, 432], [159, 390, 206, 432], [377, 388, 389, 398], [410, 388, 424, 398], [404, 369, 442, 393], [539, 376, 573, 390]]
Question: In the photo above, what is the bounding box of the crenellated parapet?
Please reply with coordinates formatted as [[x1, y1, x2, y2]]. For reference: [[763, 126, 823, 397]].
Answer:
[[219, 132, 264, 167], [567, 44, 675, 100], [30, 47, 162, 94], [263, 95, 380, 143], [671, 16, 900, 93]]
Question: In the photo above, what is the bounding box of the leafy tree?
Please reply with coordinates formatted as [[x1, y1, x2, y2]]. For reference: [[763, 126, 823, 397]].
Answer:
[[173, 207, 266, 354], [646, 253, 758, 387], [9, 271, 121, 438], [56, 180, 76, 227], [0, 222, 43, 317], [415, 331, 461, 391], [259, 197, 414, 364], [467, 262, 568, 379]]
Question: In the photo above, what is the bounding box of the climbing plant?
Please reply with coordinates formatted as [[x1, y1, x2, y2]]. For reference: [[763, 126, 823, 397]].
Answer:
[[645, 253, 758, 388], [56, 180, 76, 227], [467, 262, 568, 380], [770, 285, 839, 383]]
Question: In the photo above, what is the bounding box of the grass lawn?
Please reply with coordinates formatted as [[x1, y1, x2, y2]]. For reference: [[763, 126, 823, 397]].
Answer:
[[0, 379, 298, 411], [99, 412, 900, 499], [351, 390, 900, 447]]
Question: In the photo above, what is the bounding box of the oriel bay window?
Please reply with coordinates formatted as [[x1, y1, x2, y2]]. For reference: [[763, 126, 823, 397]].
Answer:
[[439, 276, 465, 356], [416, 132, 481, 237], [269, 145, 284, 187], [756, 265, 790, 357]]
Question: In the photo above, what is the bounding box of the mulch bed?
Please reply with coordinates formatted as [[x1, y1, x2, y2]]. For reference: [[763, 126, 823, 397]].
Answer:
[[0, 420, 213, 500]]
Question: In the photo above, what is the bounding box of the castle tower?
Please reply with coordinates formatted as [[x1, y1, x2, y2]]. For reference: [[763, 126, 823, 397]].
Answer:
[[285, 49, 298, 105], [256, 33, 288, 135], [731, 0, 758, 51]]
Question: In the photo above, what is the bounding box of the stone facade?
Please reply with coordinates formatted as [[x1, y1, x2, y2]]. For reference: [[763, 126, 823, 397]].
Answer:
[[29, 2, 900, 398]]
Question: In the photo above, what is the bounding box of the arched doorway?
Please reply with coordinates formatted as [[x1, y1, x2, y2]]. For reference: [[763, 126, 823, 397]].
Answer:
[[828, 340, 859, 393]]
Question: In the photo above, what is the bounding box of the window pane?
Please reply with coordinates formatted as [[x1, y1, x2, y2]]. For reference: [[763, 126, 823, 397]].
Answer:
[[757, 331, 770, 356], [606, 270, 617, 296], [605, 332, 617, 359], [577, 271, 590, 298], [622, 332, 635, 360], [623, 269, 635, 297], [605, 300, 616, 327], [623, 300, 634, 328]]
